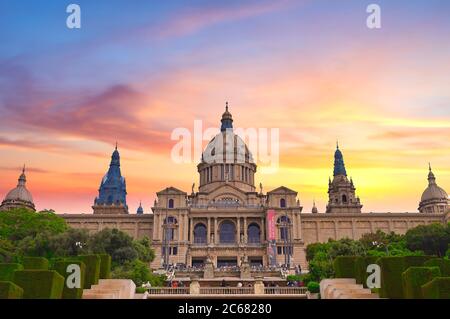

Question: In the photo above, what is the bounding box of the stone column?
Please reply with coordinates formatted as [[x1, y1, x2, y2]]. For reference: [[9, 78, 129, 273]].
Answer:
[[184, 214, 188, 241], [237, 217, 241, 243], [243, 217, 248, 243], [190, 217, 194, 243], [254, 277, 265, 295], [214, 217, 218, 244], [207, 217, 211, 244], [260, 217, 265, 242]]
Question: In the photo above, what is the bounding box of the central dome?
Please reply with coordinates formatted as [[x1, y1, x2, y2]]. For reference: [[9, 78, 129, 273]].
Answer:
[[197, 104, 257, 193]]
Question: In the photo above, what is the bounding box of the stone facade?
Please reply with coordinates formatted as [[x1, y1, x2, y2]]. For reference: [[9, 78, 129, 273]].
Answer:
[[58, 106, 449, 271]]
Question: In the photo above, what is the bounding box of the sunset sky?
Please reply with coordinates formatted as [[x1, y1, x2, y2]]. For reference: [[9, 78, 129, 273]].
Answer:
[[0, 0, 449, 214]]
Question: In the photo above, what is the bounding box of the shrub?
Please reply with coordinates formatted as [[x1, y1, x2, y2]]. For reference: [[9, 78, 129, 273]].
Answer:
[[378, 256, 405, 299], [402, 266, 441, 299], [23, 257, 49, 270], [53, 260, 86, 299], [0, 263, 23, 281], [421, 277, 450, 299], [333, 256, 358, 278], [424, 258, 450, 276], [98, 254, 111, 279], [286, 275, 302, 282], [0, 281, 24, 299], [13, 270, 64, 299], [135, 287, 147, 293], [307, 281, 320, 293], [76, 255, 100, 289], [354, 256, 379, 287]]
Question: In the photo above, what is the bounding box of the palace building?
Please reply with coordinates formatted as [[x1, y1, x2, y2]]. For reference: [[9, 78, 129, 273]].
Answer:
[[1, 105, 449, 271]]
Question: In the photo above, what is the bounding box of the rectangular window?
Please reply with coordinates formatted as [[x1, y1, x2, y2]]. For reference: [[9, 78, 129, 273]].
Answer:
[[277, 246, 282, 255], [172, 246, 178, 255]]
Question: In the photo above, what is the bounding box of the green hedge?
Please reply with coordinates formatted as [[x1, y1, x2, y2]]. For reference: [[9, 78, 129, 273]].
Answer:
[[23, 257, 49, 270], [0, 263, 23, 281], [76, 255, 100, 289], [421, 277, 450, 299], [13, 270, 64, 299], [403, 256, 434, 267], [53, 260, 86, 299], [402, 266, 441, 299], [355, 256, 379, 287], [378, 256, 434, 299], [378, 256, 405, 299], [0, 281, 24, 299], [98, 254, 112, 279], [307, 281, 320, 293], [424, 258, 450, 277], [333, 256, 358, 278]]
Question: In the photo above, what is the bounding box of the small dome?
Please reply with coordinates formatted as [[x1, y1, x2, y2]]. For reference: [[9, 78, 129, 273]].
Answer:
[[136, 202, 144, 215], [311, 201, 318, 213]]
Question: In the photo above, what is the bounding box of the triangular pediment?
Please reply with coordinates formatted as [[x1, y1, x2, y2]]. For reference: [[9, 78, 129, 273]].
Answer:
[[156, 186, 187, 195], [267, 186, 297, 195]]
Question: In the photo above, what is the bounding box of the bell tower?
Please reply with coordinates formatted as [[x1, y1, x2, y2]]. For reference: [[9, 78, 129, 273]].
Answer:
[[326, 143, 362, 214]]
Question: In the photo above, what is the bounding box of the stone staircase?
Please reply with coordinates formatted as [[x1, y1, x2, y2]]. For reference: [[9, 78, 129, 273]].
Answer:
[[320, 278, 379, 299], [82, 279, 136, 299]]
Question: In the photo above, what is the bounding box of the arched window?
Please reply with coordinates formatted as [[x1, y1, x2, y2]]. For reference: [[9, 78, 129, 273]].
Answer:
[[277, 216, 291, 241], [219, 220, 236, 244], [163, 216, 177, 241], [342, 195, 347, 203], [280, 198, 286, 208], [194, 223, 207, 244], [247, 223, 261, 243], [168, 198, 174, 208]]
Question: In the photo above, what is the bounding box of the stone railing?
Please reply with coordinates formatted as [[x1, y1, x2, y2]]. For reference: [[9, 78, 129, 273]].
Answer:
[[147, 287, 190, 295], [264, 287, 307, 295], [199, 287, 254, 295]]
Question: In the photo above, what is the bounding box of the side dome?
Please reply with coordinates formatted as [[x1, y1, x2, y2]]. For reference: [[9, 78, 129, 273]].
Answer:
[[421, 167, 448, 201], [418, 164, 449, 214], [1, 167, 35, 211]]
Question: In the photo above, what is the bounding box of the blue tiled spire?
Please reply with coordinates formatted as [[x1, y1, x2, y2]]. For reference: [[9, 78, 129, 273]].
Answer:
[[94, 145, 127, 207], [333, 142, 347, 176], [220, 102, 233, 132]]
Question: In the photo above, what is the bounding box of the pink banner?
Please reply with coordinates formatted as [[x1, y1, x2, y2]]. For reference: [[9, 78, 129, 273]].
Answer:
[[266, 209, 276, 240]]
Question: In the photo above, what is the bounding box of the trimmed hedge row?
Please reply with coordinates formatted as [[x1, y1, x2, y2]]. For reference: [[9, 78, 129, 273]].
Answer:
[[333, 256, 358, 279], [99, 254, 112, 279], [76, 255, 100, 289], [421, 277, 450, 299], [0, 263, 23, 281], [13, 270, 64, 299], [378, 256, 435, 299], [23, 257, 49, 270], [53, 260, 86, 299], [424, 258, 450, 277], [402, 267, 441, 299], [0, 281, 24, 299]]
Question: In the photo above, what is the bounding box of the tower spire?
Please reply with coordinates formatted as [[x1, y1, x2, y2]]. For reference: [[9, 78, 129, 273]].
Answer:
[[428, 163, 436, 185], [220, 101, 233, 132]]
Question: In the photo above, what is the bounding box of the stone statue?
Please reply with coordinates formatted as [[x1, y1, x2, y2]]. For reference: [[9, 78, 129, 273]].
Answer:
[[191, 183, 195, 194], [259, 182, 263, 194]]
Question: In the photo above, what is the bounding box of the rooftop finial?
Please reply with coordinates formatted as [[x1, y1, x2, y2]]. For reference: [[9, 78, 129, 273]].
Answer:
[[225, 101, 229, 112], [336, 140, 339, 149], [22, 164, 25, 174], [429, 162, 432, 172], [115, 141, 118, 150]]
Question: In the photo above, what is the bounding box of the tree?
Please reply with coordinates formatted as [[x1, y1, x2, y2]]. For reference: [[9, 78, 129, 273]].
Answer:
[[88, 228, 137, 265], [0, 208, 67, 241], [405, 223, 449, 257], [133, 236, 155, 263]]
